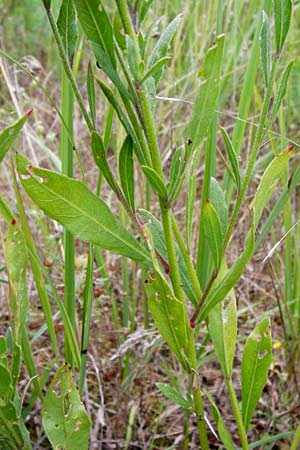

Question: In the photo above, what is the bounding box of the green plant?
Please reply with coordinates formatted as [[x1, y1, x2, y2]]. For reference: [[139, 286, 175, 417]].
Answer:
[[0, 0, 299, 448]]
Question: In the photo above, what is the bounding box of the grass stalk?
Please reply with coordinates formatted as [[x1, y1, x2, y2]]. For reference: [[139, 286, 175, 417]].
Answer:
[[226, 378, 249, 450]]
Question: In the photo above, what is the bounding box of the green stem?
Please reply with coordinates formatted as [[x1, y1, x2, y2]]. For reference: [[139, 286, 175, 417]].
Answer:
[[226, 378, 249, 450], [42, 3, 93, 132], [171, 213, 202, 299], [290, 422, 300, 450], [192, 373, 209, 450], [224, 58, 278, 250], [61, 67, 76, 366]]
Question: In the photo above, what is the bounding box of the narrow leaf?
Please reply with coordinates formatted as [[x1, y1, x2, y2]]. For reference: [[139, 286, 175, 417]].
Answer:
[[220, 127, 241, 192], [42, 365, 91, 450], [73, 0, 115, 66], [4, 221, 29, 345], [260, 11, 271, 86], [87, 62, 96, 127], [57, 0, 78, 59], [0, 110, 32, 164], [142, 56, 171, 83], [119, 135, 135, 211], [141, 166, 168, 200], [268, 61, 294, 128], [91, 131, 119, 194], [242, 317, 272, 431], [186, 173, 196, 251], [202, 199, 223, 270], [139, 209, 198, 306], [148, 14, 182, 84], [208, 260, 237, 378], [144, 270, 195, 371], [252, 148, 293, 230], [205, 389, 235, 450], [187, 34, 224, 157], [16, 153, 150, 264], [210, 177, 228, 236], [156, 383, 192, 409], [168, 147, 183, 195], [274, 0, 292, 52]]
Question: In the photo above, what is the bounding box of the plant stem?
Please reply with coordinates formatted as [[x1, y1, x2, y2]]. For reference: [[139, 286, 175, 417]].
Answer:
[[61, 66, 76, 366], [223, 58, 278, 251], [290, 422, 300, 450], [192, 372, 209, 450], [226, 378, 249, 450], [42, 3, 93, 132]]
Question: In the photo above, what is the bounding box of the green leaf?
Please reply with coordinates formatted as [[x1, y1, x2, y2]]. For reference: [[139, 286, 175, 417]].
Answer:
[[141, 166, 168, 200], [142, 56, 171, 83], [168, 147, 183, 195], [0, 110, 32, 164], [73, 0, 115, 67], [186, 173, 196, 251], [87, 62, 96, 127], [205, 389, 235, 450], [208, 260, 237, 378], [126, 35, 138, 80], [202, 199, 223, 270], [138, 0, 155, 23], [220, 127, 241, 192], [57, 0, 78, 59], [187, 34, 224, 157], [199, 227, 255, 322], [92, 43, 131, 100], [16, 153, 150, 264], [91, 131, 119, 194], [260, 11, 271, 86], [148, 14, 182, 84], [144, 270, 195, 370], [94, 78, 145, 164], [139, 209, 198, 306], [242, 317, 272, 431], [252, 148, 293, 230], [156, 383, 192, 409], [210, 177, 228, 236], [119, 135, 135, 211], [42, 365, 91, 450], [0, 401, 32, 450], [268, 61, 294, 128], [274, 0, 292, 52], [0, 363, 12, 397], [4, 222, 29, 344]]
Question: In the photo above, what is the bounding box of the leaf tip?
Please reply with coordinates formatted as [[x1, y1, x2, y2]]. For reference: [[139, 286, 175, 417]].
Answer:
[[190, 319, 196, 329], [11, 218, 16, 225], [25, 108, 33, 117]]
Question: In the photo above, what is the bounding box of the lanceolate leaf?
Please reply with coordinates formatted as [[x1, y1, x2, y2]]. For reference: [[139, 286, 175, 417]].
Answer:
[[91, 131, 119, 194], [141, 166, 168, 200], [87, 62, 96, 127], [242, 317, 272, 431], [16, 153, 150, 265], [73, 0, 115, 67], [220, 127, 241, 192], [210, 177, 228, 236], [274, 0, 292, 52], [0, 110, 32, 164], [119, 135, 135, 211], [208, 260, 237, 378], [202, 199, 223, 270], [142, 56, 171, 84], [42, 365, 90, 450], [268, 61, 294, 128], [0, 401, 32, 450], [139, 209, 198, 306], [4, 222, 29, 344], [168, 147, 183, 195], [199, 227, 255, 322], [260, 11, 271, 86], [144, 270, 195, 371], [252, 148, 293, 230], [187, 34, 224, 157], [148, 14, 182, 84], [186, 172, 196, 251], [205, 390, 235, 450], [57, 0, 78, 59], [156, 383, 192, 409]]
